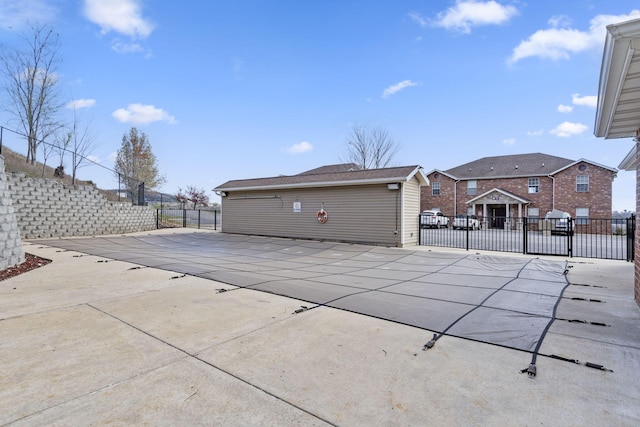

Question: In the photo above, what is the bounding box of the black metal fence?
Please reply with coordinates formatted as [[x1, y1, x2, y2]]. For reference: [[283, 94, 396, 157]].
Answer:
[[157, 209, 221, 230], [419, 214, 635, 261]]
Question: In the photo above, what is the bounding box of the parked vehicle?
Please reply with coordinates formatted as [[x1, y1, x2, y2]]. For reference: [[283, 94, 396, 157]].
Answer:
[[453, 214, 480, 230], [421, 210, 449, 228], [544, 210, 572, 235]]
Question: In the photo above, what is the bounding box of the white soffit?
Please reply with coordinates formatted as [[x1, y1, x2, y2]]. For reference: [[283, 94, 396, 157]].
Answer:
[[595, 18, 640, 139]]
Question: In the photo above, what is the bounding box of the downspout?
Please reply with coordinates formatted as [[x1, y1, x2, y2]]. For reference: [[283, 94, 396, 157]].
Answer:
[[454, 179, 460, 216], [548, 175, 555, 210]]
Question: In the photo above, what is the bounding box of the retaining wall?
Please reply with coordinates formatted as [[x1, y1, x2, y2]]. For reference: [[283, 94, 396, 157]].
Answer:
[[0, 154, 25, 269], [6, 172, 156, 239]]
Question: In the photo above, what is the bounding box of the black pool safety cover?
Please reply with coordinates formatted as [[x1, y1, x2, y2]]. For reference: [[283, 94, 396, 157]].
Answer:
[[35, 233, 569, 354]]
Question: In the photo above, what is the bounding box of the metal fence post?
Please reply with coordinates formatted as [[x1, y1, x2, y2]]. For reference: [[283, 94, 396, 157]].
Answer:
[[567, 218, 573, 257], [627, 214, 635, 262], [214, 210, 217, 231], [465, 215, 470, 251], [522, 217, 528, 254], [183, 209, 187, 228], [197, 210, 201, 229]]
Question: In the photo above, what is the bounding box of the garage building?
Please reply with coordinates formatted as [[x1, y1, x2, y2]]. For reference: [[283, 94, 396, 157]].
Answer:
[[214, 164, 429, 247]]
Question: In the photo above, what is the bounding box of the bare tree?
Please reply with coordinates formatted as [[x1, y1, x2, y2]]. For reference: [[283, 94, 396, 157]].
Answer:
[[176, 186, 209, 209], [344, 125, 401, 169], [0, 25, 64, 164], [53, 130, 71, 177], [67, 106, 96, 184]]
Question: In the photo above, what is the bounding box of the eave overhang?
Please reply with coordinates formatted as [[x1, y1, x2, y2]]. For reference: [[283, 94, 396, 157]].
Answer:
[[595, 18, 640, 139]]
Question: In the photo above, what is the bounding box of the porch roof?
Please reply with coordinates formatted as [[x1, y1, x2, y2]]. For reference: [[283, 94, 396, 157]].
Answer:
[[466, 188, 531, 205]]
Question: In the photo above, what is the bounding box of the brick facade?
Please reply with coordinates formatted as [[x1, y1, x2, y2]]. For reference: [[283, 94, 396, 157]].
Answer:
[[421, 160, 615, 221]]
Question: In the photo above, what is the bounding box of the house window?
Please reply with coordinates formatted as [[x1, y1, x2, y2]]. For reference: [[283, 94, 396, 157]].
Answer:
[[432, 182, 440, 196], [576, 175, 589, 192], [528, 207, 539, 224], [467, 180, 477, 195], [528, 178, 539, 193], [576, 207, 589, 225]]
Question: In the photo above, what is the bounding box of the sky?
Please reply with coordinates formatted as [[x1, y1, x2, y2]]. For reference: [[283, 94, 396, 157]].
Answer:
[[0, 0, 639, 211]]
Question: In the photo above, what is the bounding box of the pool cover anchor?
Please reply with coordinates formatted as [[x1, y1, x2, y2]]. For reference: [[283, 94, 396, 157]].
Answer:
[[422, 333, 439, 350], [520, 363, 537, 378]]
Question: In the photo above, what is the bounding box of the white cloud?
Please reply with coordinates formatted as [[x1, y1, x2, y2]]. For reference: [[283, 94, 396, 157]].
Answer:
[[572, 93, 597, 108], [111, 39, 144, 54], [434, 1, 519, 34], [527, 129, 544, 137], [408, 11, 428, 28], [502, 138, 515, 146], [83, 0, 154, 38], [66, 99, 96, 109], [0, 0, 57, 29], [509, 10, 640, 63], [286, 141, 313, 154], [112, 104, 176, 125], [382, 80, 419, 98], [86, 155, 101, 164], [108, 151, 118, 162], [550, 121, 587, 137], [557, 104, 573, 113]]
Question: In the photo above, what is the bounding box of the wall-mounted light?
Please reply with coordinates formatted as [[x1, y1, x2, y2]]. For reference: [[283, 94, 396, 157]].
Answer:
[[387, 183, 400, 190]]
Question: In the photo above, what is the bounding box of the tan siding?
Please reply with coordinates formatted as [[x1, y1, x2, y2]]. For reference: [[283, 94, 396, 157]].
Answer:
[[401, 178, 421, 246], [222, 184, 401, 245]]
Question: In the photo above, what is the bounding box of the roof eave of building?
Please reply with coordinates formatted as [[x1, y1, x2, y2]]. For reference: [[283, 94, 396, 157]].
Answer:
[[594, 18, 640, 139], [619, 144, 637, 170], [215, 175, 426, 192]]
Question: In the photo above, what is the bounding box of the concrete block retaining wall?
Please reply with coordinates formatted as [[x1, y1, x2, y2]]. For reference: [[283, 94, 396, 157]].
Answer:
[[6, 172, 156, 239], [0, 155, 25, 269]]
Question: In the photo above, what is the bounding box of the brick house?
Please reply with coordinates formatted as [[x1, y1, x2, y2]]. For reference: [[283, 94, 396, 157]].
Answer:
[[421, 153, 617, 228]]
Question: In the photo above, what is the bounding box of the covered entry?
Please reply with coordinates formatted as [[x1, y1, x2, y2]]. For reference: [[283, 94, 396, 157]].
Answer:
[[467, 188, 530, 229]]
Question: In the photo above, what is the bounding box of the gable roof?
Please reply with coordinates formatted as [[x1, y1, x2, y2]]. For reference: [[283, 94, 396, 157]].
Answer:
[[214, 165, 429, 192], [442, 153, 616, 180], [467, 188, 531, 205], [297, 163, 362, 175], [445, 153, 574, 179]]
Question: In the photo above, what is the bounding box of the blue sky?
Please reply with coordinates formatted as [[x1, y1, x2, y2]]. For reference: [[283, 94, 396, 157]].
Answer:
[[0, 0, 639, 211]]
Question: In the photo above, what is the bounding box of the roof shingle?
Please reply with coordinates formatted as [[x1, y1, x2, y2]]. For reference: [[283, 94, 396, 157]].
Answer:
[[215, 165, 426, 191], [444, 153, 574, 179]]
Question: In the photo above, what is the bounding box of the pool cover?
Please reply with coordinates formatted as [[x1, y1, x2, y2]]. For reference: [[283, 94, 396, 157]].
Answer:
[[32, 232, 569, 354]]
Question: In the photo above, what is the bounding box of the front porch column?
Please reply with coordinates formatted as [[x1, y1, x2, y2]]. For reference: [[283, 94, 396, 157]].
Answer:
[[505, 203, 511, 230]]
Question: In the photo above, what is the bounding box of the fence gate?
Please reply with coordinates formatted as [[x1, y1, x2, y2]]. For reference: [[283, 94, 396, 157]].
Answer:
[[524, 217, 573, 257]]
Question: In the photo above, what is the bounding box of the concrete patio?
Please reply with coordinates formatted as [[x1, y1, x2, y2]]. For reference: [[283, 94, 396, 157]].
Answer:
[[1, 229, 638, 426]]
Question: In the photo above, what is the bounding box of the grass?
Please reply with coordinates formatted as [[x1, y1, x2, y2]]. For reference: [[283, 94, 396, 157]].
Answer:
[[1, 145, 121, 201]]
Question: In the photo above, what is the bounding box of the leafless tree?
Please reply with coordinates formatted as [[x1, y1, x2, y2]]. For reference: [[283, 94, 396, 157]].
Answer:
[[344, 124, 401, 169], [53, 130, 71, 172], [67, 106, 97, 184], [0, 25, 64, 164], [176, 186, 210, 209]]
